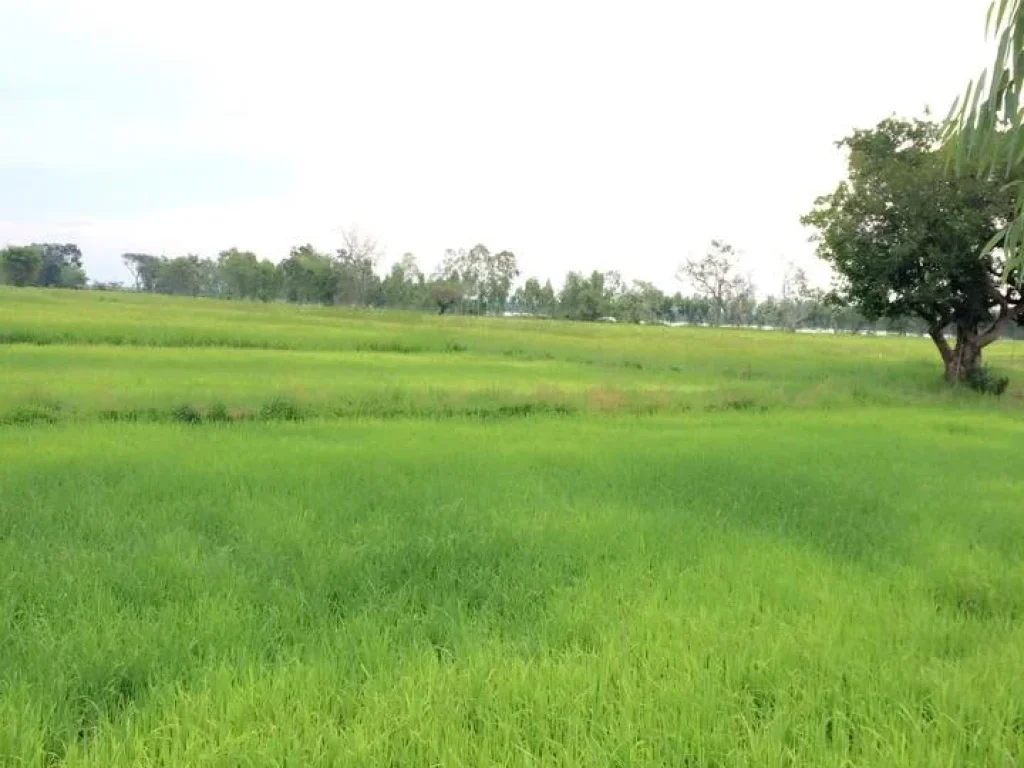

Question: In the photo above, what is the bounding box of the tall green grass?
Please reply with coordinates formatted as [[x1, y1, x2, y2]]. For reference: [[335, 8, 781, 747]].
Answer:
[[5, 286, 1020, 375], [2, 287, 1023, 424], [2, 288, 1024, 765], [2, 414, 1023, 765]]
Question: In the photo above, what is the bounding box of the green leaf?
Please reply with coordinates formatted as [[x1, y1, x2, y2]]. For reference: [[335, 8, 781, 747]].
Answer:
[[956, 120, 972, 174], [963, 77, 976, 121], [944, 94, 962, 125], [1008, 212, 1024, 255], [1015, 47, 1024, 95], [995, 0, 1013, 35], [1013, 12, 1024, 89], [1005, 122, 1024, 174], [972, 70, 989, 124], [958, 79, 976, 162], [983, 229, 1007, 262], [967, 72, 993, 166], [990, 33, 1012, 105], [1002, 227, 1017, 269], [1006, 84, 1020, 127], [1010, 137, 1024, 172]]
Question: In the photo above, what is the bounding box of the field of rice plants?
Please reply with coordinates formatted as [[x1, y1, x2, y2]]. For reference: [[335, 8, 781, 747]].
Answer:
[[2, 287, 1023, 766]]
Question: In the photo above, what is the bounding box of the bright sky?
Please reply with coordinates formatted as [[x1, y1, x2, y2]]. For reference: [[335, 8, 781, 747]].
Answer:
[[0, 0, 993, 294]]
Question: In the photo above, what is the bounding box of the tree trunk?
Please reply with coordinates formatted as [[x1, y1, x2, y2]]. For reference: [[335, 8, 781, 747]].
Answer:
[[944, 325, 983, 383]]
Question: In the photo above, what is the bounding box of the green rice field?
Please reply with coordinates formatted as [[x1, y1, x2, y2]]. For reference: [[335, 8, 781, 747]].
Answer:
[[1, 287, 1023, 766]]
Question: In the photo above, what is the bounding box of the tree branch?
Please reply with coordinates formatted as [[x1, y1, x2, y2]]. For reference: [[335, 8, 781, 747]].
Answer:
[[978, 296, 1022, 347], [914, 305, 954, 363], [928, 324, 954, 363]]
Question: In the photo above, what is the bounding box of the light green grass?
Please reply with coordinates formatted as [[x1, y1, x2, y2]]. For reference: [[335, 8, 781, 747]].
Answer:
[[2, 414, 1024, 766], [2, 287, 1024, 424], [0, 344, 706, 422], [2, 288, 1024, 765]]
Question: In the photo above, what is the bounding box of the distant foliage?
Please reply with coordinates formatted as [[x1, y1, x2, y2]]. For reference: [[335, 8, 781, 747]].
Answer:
[[1, 243, 85, 288], [0, 246, 42, 287]]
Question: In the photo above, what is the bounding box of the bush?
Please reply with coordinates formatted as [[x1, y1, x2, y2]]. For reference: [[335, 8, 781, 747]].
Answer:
[[354, 342, 422, 354], [1, 405, 59, 426], [206, 402, 232, 422], [171, 404, 203, 424], [964, 366, 1009, 396], [260, 396, 303, 421]]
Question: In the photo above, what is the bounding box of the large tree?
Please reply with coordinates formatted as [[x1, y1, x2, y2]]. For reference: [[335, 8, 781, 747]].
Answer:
[[776, 264, 825, 331], [434, 245, 519, 314], [512, 277, 557, 316], [803, 117, 1020, 382], [428, 280, 464, 314], [381, 253, 426, 309], [676, 240, 752, 323], [155, 255, 208, 297], [1, 245, 43, 287], [558, 271, 613, 321], [123, 253, 162, 292], [336, 227, 383, 305], [35, 243, 85, 287], [279, 245, 339, 304], [615, 280, 669, 324], [482, 250, 519, 314], [218, 248, 265, 299]]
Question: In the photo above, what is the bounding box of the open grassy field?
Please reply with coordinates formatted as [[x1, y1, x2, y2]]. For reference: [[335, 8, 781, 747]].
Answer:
[[3, 287, 1024, 425], [2, 286, 1024, 766]]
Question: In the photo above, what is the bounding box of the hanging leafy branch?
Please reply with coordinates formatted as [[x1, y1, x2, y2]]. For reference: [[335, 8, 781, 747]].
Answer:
[[946, 0, 1024, 276]]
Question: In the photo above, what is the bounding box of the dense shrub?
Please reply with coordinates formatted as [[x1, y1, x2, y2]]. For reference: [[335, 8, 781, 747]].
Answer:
[[964, 366, 1009, 396], [171, 404, 203, 424], [260, 397, 303, 421]]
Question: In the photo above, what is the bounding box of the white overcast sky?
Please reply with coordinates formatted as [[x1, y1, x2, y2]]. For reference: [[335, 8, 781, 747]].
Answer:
[[0, 0, 993, 294]]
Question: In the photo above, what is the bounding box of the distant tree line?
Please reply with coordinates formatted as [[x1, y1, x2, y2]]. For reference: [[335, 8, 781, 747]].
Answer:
[[118, 232, 526, 317], [114, 234, 888, 331], [8, 228, 1014, 339]]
